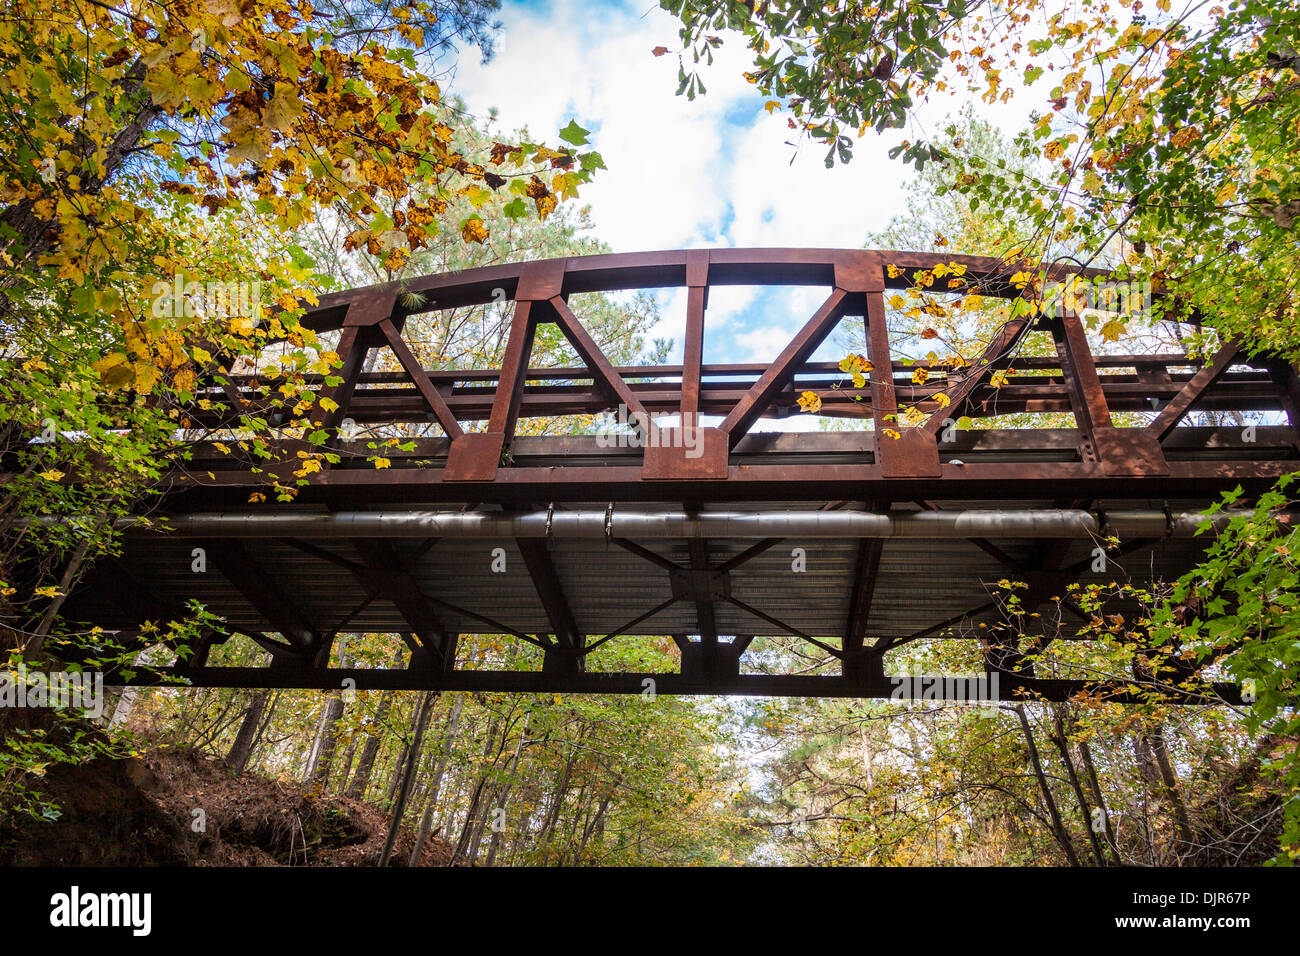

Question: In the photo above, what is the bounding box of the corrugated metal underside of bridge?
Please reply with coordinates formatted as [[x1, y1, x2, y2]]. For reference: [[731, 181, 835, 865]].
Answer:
[[95, 500, 1195, 643]]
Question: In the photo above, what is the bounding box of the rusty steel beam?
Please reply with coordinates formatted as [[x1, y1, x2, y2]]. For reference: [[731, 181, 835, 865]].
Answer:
[[549, 295, 650, 423], [104, 664, 1245, 705], [516, 537, 585, 673], [158, 455, 1293, 503], [201, 539, 320, 662], [1145, 339, 1242, 442], [198, 366, 1279, 429], [377, 317, 464, 440]]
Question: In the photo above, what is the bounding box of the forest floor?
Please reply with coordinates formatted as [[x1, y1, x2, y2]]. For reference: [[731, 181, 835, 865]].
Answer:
[[1, 747, 456, 866]]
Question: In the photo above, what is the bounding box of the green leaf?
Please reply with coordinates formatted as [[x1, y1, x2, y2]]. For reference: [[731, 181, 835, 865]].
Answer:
[[558, 120, 591, 146]]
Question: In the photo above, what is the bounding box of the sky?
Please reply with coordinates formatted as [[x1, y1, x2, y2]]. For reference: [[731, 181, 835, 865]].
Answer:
[[449, 0, 1024, 424]]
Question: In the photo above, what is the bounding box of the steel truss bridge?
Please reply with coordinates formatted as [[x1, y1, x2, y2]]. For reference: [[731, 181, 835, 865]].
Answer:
[[59, 249, 1299, 703]]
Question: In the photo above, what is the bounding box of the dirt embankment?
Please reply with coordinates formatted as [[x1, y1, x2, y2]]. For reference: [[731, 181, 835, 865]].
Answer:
[[1, 748, 454, 866]]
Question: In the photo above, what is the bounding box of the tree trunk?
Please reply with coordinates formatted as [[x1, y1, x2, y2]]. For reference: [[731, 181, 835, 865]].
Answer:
[[1049, 705, 1107, 866], [1076, 729, 1124, 865], [385, 697, 425, 805], [537, 746, 578, 864], [226, 690, 270, 774], [336, 739, 357, 794], [453, 711, 503, 863], [378, 690, 438, 866], [345, 690, 394, 801], [1144, 728, 1196, 856], [305, 691, 345, 785], [1015, 704, 1081, 866], [484, 720, 530, 866], [410, 694, 464, 865], [575, 780, 618, 864], [245, 691, 280, 772]]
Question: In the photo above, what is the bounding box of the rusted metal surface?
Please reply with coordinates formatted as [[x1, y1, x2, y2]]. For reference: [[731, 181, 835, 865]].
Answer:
[[54, 248, 1297, 701]]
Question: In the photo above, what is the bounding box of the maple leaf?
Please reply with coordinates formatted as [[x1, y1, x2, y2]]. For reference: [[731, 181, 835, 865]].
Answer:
[[461, 217, 489, 244], [490, 143, 523, 166], [796, 391, 822, 413], [264, 83, 303, 132], [1099, 318, 1127, 342], [558, 120, 591, 146]]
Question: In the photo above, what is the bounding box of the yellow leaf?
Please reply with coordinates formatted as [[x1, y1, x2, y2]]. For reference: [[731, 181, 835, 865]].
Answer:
[[373, 457, 392, 469], [38, 469, 65, 482], [796, 391, 822, 413], [132, 363, 160, 393], [265, 83, 303, 132], [932, 392, 951, 409], [1099, 318, 1127, 342], [461, 217, 488, 244]]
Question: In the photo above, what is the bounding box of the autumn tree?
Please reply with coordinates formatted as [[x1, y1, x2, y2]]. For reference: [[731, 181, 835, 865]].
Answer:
[[0, 0, 601, 817]]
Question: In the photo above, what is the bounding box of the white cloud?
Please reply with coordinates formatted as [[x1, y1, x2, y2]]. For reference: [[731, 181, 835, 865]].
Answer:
[[456, 0, 755, 252], [455, 0, 919, 257], [452, 0, 1027, 365]]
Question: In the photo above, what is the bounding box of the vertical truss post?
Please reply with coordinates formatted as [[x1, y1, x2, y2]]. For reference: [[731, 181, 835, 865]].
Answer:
[[1051, 311, 1167, 475], [681, 251, 709, 422], [645, 251, 729, 477], [866, 291, 941, 476], [842, 501, 888, 684]]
